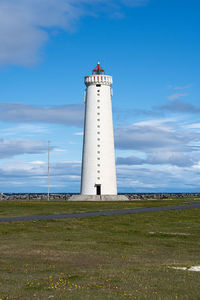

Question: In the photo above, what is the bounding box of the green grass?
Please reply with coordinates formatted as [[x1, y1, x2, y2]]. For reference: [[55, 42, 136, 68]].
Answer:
[[0, 200, 200, 299], [0, 198, 198, 218]]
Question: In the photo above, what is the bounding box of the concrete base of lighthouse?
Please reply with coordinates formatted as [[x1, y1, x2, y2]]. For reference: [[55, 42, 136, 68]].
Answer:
[[69, 195, 129, 201]]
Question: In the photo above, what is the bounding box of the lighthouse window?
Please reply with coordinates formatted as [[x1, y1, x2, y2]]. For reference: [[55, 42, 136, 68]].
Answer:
[[97, 113, 100, 115], [97, 125, 100, 128], [97, 106, 100, 109], [97, 100, 100, 102], [97, 119, 100, 121], [97, 157, 100, 160], [97, 151, 100, 154], [97, 177, 100, 180], [97, 138, 100, 141], [96, 84, 101, 87], [97, 170, 100, 173], [97, 90, 100, 92], [97, 145, 100, 147], [97, 164, 100, 167]]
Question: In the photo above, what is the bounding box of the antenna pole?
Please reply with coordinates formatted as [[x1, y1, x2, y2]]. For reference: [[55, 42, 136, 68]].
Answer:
[[48, 140, 50, 201]]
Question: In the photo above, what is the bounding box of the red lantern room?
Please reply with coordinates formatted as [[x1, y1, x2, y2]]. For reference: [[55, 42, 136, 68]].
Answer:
[[92, 62, 105, 75]]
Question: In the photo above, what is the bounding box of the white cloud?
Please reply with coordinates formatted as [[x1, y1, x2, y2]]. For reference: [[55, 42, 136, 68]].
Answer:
[[31, 160, 45, 164], [115, 118, 200, 169], [73, 132, 84, 136], [0, 160, 81, 192], [0, 103, 84, 127], [0, 0, 149, 66], [145, 151, 197, 167], [117, 163, 200, 192], [186, 123, 200, 129], [134, 100, 200, 117], [0, 0, 81, 66], [1, 156, 200, 192], [0, 138, 48, 159], [53, 148, 67, 152], [117, 152, 199, 167], [168, 93, 188, 100], [174, 84, 193, 90], [160, 100, 200, 114], [133, 118, 176, 130], [1, 124, 48, 137], [168, 84, 193, 90], [115, 118, 196, 151], [69, 141, 77, 145]]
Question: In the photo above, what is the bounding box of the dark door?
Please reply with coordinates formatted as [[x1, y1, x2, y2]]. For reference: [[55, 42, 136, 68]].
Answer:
[[96, 185, 101, 195]]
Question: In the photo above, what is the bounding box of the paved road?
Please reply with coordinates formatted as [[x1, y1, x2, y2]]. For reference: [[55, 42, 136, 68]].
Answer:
[[0, 202, 200, 223]]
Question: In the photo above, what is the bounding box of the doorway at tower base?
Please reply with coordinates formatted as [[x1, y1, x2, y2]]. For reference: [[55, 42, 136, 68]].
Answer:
[[69, 195, 129, 201]]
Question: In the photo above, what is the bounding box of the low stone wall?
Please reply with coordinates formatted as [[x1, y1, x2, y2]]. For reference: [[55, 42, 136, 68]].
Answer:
[[0, 193, 71, 201], [1, 193, 200, 201]]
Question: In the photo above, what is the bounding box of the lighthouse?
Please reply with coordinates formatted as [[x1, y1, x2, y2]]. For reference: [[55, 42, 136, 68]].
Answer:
[[81, 63, 117, 196], [70, 63, 128, 201]]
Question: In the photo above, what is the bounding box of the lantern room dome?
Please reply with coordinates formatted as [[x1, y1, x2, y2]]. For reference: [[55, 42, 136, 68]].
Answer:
[[92, 62, 105, 75]]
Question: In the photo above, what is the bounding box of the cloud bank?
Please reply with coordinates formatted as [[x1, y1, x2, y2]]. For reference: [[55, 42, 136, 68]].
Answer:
[[1, 158, 200, 193], [0, 160, 81, 192], [115, 118, 200, 168], [0, 103, 84, 127], [115, 119, 194, 151], [134, 100, 200, 117], [0, 138, 48, 159]]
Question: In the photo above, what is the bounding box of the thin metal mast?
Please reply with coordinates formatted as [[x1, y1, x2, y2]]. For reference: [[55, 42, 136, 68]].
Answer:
[[48, 140, 50, 201]]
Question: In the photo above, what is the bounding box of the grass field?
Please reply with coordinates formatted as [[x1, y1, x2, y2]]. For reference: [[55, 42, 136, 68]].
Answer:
[[0, 199, 200, 299], [0, 198, 198, 218]]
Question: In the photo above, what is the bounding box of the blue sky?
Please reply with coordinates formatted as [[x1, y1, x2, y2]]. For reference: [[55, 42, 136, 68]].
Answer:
[[0, 0, 200, 193]]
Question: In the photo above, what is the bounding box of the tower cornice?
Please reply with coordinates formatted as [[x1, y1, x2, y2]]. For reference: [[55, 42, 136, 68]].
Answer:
[[85, 75, 112, 86]]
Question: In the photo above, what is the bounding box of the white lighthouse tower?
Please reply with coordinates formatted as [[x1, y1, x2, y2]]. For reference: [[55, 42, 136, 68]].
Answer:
[[70, 63, 128, 201], [81, 63, 117, 196]]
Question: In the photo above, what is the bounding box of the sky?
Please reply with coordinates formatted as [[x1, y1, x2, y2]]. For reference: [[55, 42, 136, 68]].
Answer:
[[0, 0, 200, 193]]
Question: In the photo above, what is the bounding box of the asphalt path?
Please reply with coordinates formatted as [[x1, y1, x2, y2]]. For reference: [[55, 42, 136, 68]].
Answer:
[[0, 202, 200, 223]]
